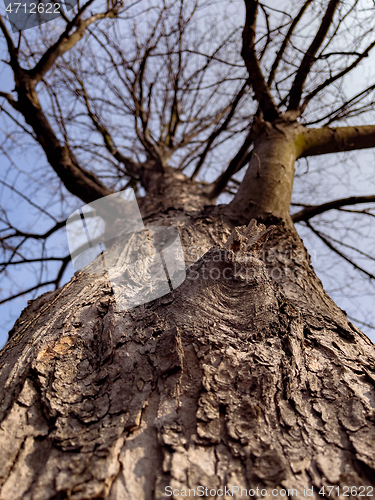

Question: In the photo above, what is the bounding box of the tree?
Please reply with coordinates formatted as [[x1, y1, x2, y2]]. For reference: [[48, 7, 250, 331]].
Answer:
[[1, 0, 375, 497]]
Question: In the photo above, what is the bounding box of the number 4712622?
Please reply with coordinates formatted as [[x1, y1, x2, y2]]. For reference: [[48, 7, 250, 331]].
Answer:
[[319, 486, 373, 496], [6, 3, 61, 13]]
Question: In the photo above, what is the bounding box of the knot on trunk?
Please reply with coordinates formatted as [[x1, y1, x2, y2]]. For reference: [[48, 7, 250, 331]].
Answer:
[[224, 219, 275, 262]]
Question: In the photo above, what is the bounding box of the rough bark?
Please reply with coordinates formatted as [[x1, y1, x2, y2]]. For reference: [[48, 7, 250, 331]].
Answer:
[[1, 191, 375, 499]]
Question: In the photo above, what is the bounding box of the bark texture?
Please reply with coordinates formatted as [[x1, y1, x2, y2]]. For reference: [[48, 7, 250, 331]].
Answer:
[[229, 120, 301, 220], [0, 201, 375, 500]]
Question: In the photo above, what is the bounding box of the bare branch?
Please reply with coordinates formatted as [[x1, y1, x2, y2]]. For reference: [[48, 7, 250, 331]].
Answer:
[[191, 80, 248, 180], [0, 107, 35, 139], [0, 15, 19, 69], [0, 91, 19, 111], [0, 255, 68, 266], [313, 228, 375, 263], [0, 280, 57, 305], [55, 256, 71, 288], [347, 316, 375, 331], [208, 129, 254, 200], [0, 179, 59, 222], [28, 0, 119, 83], [78, 79, 140, 178], [10, 76, 111, 203], [292, 195, 375, 223], [241, 0, 280, 121], [267, 0, 313, 87], [305, 220, 375, 280], [300, 40, 375, 115], [287, 0, 341, 112], [1, 220, 66, 240], [303, 83, 375, 126]]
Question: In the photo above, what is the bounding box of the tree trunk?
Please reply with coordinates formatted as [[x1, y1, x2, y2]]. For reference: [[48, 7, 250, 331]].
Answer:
[[1, 135, 375, 499]]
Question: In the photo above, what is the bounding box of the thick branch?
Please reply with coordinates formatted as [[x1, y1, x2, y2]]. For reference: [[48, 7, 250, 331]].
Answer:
[[292, 196, 375, 223], [242, 0, 280, 121], [2, 6, 118, 204], [287, 0, 341, 111], [299, 124, 375, 158], [15, 89, 111, 203]]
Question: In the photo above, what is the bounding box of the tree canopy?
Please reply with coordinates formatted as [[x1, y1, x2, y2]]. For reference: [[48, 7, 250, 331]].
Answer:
[[1, 0, 375, 343]]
